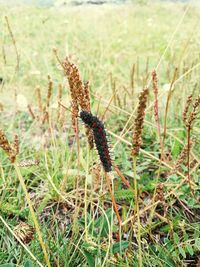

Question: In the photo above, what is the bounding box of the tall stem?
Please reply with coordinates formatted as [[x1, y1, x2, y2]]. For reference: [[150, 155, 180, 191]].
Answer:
[[84, 142, 90, 240], [133, 156, 142, 267], [14, 164, 51, 267]]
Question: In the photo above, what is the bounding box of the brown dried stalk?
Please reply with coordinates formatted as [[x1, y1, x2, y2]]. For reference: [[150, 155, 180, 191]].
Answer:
[[130, 63, 135, 97], [110, 74, 117, 106], [27, 104, 35, 120], [5, 16, 20, 72], [104, 171, 121, 240], [91, 163, 101, 191], [152, 70, 164, 159], [36, 86, 43, 114], [57, 83, 63, 121], [163, 68, 178, 142], [132, 88, 149, 156]]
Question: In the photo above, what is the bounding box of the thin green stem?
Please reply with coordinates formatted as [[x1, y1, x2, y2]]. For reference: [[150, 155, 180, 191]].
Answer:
[[133, 156, 142, 267], [84, 142, 90, 240], [147, 164, 161, 229], [14, 164, 51, 267]]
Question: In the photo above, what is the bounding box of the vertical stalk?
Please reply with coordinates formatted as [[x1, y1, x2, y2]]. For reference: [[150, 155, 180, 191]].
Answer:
[[105, 171, 121, 241], [14, 164, 51, 267], [187, 126, 191, 186], [133, 156, 142, 267], [84, 142, 90, 240]]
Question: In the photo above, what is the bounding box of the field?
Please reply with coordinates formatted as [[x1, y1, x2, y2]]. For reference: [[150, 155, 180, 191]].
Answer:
[[0, 1, 200, 266]]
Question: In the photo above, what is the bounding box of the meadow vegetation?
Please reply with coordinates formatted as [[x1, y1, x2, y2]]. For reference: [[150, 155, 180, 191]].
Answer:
[[0, 1, 199, 266]]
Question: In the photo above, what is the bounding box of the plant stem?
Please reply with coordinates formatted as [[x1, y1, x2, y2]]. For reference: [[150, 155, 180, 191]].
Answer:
[[84, 142, 90, 240], [105, 171, 121, 240], [133, 156, 142, 267], [187, 126, 191, 186], [14, 164, 51, 267]]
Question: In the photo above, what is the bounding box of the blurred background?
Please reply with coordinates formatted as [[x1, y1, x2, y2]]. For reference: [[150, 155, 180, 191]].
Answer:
[[0, 0, 194, 7]]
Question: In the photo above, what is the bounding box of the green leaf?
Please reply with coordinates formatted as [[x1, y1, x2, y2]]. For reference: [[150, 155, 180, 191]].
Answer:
[[178, 247, 186, 258], [94, 208, 115, 237], [24, 260, 35, 267], [173, 233, 180, 245], [186, 244, 194, 256], [111, 241, 129, 254], [194, 230, 200, 239], [195, 239, 200, 248], [83, 251, 95, 267]]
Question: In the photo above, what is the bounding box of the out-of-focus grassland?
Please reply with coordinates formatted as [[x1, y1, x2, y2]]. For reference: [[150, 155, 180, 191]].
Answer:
[[1, 2, 200, 105]]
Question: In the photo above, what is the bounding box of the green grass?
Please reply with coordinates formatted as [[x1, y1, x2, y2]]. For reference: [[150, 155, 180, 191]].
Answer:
[[0, 1, 200, 266]]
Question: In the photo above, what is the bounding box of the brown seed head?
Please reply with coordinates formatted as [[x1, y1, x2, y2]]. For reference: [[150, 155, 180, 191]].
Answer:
[[62, 57, 93, 147], [183, 94, 200, 128], [183, 94, 193, 126], [0, 129, 18, 163], [172, 138, 194, 173], [47, 75, 53, 108], [132, 88, 149, 157], [13, 135, 19, 155]]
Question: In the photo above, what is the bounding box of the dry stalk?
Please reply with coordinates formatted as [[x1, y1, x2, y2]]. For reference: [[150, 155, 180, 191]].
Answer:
[[5, 16, 20, 72], [131, 88, 148, 267], [27, 104, 36, 120], [91, 163, 101, 191], [35, 86, 43, 114], [163, 68, 178, 143], [57, 83, 63, 122], [104, 171, 121, 240], [130, 63, 135, 97], [152, 70, 164, 159], [110, 73, 117, 106]]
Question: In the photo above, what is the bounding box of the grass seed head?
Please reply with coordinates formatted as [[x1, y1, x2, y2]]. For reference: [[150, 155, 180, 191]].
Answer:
[[183, 94, 200, 127], [62, 58, 93, 147], [183, 94, 193, 126], [172, 138, 194, 174], [47, 74, 53, 108], [0, 129, 19, 163], [132, 88, 149, 157]]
